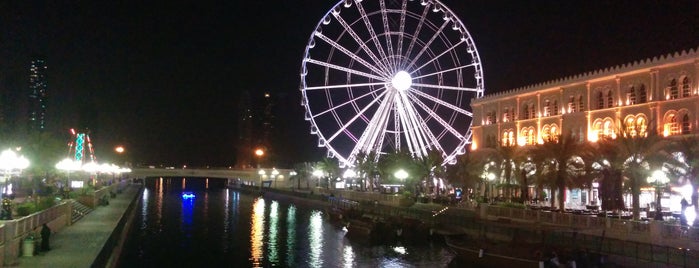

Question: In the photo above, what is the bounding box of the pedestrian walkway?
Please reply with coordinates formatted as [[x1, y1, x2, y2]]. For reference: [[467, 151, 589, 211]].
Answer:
[[17, 184, 140, 267]]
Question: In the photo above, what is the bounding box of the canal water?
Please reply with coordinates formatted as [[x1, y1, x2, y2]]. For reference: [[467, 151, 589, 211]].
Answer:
[[118, 178, 457, 267]]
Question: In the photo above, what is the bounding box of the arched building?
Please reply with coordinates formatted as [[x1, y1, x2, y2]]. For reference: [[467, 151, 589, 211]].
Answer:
[[470, 47, 699, 208]]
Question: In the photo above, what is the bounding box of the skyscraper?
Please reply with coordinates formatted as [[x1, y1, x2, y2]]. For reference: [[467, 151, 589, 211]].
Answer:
[[28, 57, 47, 132]]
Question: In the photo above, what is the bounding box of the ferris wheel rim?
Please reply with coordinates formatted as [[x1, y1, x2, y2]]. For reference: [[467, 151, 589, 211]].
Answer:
[[300, 0, 484, 167]]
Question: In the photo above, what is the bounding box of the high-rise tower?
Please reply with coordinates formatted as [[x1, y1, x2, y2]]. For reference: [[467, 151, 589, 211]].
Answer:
[[28, 57, 48, 132]]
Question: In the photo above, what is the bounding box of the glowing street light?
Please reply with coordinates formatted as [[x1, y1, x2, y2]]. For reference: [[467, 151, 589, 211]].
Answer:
[[394, 169, 409, 181], [647, 170, 669, 220], [254, 148, 265, 168], [313, 169, 324, 188], [485, 172, 496, 202], [0, 149, 29, 220], [114, 146, 125, 154]]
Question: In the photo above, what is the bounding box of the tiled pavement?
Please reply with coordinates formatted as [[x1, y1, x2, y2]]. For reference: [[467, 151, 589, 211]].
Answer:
[[16, 184, 140, 268]]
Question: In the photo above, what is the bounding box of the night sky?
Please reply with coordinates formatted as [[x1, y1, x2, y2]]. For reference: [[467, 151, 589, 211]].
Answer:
[[1, 1, 697, 167]]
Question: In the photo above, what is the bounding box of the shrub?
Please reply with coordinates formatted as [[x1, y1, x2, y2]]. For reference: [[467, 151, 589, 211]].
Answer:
[[16, 203, 36, 216]]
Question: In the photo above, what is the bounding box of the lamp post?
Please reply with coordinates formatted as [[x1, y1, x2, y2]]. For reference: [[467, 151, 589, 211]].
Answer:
[[254, 148, 265, 168], [0, 149, 29, 220], [647, 170, 669, 221], [395, 169, 409, 194]]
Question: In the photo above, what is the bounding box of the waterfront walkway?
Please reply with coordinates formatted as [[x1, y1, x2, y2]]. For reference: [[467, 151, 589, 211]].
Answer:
[[16, 184, 140, 268]]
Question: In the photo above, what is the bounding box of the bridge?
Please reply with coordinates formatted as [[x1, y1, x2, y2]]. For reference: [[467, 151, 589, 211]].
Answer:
[[130, 167, 295, 188]]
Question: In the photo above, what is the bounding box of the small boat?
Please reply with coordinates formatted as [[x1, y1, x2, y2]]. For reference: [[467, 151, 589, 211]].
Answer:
[[444, 235, 544, 267]]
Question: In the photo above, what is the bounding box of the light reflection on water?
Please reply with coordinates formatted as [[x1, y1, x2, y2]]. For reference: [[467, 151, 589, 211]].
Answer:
[[120, 178, 454, 267]]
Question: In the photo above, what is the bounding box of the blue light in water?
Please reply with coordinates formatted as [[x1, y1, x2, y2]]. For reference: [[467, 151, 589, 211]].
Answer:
[[182, 192, 196, 199]]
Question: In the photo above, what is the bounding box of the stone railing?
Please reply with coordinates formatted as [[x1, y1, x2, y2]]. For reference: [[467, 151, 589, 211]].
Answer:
[[0, 201, 72, 266], [481, 204, 699, 249]]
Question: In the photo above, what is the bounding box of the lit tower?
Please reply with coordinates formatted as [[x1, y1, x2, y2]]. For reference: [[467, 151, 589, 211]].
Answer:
[[66, 128, 97, 164], [28, 57, 48, 132]]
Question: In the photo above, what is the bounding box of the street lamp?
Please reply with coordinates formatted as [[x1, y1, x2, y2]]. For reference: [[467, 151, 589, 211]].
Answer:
[[254, 148, 265, 168], [0, 149, 30, 220], [394, 169, 409, 182], [647, 170, 669, 220]]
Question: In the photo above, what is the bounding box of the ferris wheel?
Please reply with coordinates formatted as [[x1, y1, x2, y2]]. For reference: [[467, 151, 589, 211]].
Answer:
[[300, 0, 484, 167]]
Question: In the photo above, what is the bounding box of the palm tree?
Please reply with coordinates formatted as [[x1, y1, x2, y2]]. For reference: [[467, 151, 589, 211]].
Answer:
[[531, 132, 590, 211], [354, 151, 379, 191], [595, 123, 670, 220], [448, 150, 490, 201], [292, 162, 314, 190], [315, 157, 339, 189], [413, 149, 444, 196]]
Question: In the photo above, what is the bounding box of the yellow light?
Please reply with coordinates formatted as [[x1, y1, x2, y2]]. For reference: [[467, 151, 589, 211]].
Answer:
[[114, 146, 125, 154], [254, 148, 264, 157]]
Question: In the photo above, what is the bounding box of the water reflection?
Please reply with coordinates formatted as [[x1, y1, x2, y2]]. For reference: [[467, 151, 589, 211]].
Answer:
[[250, 198, 265, 267], [268, 201, 279, 264], [121, 179, 455, 268], [286, 205, 297, 267], [308, 210, 324, 268]]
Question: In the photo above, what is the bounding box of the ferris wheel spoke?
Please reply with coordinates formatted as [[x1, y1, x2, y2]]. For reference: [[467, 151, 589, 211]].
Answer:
[[314, 32, 391, 78], [408, 89, 473, 116], [400, 92, 437, 156], [312, 86, 386, 118], [304, 82, 386, 91], [403, 4, 430, 69], [409, 39, 465, 74], [412, 83, 480, 92], [411, 63, 477, 80], [332, 10, 391, 74], [403, 93, 455, 154], [405, 19, 450, 70], [396, 93, 430, 156], [351, 90, 394, 162], [355, 1, 391, 73], [379, 0, 396, 69], [406, 93, 465, 140], [396, 0, 408, 64], [305, 59, 385, 81], [326, 90, 388, 144], [394, 96, 418, 154]]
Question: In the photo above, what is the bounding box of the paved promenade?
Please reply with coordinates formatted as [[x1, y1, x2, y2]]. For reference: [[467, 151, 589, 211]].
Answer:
[[16, 184, 140, 268]]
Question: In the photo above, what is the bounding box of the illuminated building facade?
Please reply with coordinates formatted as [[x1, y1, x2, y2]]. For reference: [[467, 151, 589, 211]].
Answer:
[[28, 58, 48, 132], [472, 48, 698, 150], [470, 48, 699, 208]]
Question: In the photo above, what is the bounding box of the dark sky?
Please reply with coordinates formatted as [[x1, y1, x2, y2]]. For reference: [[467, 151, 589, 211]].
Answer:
[[1, 1, 697, 167]]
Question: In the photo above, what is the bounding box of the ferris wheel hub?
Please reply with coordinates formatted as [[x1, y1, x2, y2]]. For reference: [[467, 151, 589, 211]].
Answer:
[[391, 71, 412, 91]]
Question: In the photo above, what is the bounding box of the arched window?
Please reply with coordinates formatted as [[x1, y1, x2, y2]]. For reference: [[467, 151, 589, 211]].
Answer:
[[603, 120, 614, 138], [625, 117, 636, 137], [508, 131, 514, 146], [544, 100, 551, 116], [578, 95, 584, 112], [627, 86, 636, 105], [669, 78, 678, 99], [542, 125, 551, 142], [568, 96, 575, 113], [530, 104, 536, 119], [552, 101, 558, 115], [637, 116, 648, 137], [682, 114, 691, 134], [597, 92, 604, 109], [606, 90, 613, 108], [528, 128, 535, 145], [664, 114, 680, 136], [639, 84, 647, 103], [550, 125, 559, 142], [682, 77, 691, 97], [522, 104, 529, 120]]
